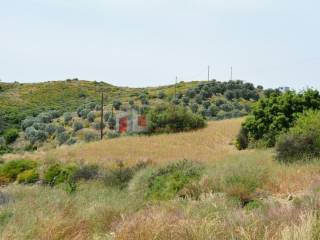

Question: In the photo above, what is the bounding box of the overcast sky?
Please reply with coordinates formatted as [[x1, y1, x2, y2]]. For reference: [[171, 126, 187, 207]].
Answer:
[[1, 0, 319, 90]]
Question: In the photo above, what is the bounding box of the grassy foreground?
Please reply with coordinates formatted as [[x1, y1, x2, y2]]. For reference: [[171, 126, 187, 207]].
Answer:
[[1, 119, 320, 239]]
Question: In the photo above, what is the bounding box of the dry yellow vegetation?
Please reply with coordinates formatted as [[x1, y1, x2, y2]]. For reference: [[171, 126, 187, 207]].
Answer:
[[5, 118, 243, 167]]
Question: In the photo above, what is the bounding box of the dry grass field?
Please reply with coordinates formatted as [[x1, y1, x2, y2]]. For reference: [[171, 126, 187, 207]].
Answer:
[[4, 118, 243, 167], [2, 118, 320, 239]]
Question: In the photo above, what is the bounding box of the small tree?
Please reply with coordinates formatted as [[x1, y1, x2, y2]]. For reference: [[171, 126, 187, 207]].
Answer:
[[113, 100, 122, 110], [4, 128, 19, 144], [63, 112, 72, 123], [87, 111, 96, 123], [73, 121, 84, 132]]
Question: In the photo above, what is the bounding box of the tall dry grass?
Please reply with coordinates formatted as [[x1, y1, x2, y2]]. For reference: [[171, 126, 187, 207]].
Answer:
[[4, 119, 243, 167]]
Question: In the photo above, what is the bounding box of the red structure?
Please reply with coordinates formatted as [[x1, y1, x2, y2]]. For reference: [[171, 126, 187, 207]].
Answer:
[[138, 116, 147, 127], [119, 116, 128, 133]]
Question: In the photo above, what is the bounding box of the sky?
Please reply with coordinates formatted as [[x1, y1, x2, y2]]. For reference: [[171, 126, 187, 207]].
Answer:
[[1, 0, 320, 90]]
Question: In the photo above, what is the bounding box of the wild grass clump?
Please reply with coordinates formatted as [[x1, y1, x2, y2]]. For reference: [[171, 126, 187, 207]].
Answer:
[[72, 164, 100, 181], [207, 154, 269, 206], [104, 161, 147, 189], [146, 160, 203, 200]]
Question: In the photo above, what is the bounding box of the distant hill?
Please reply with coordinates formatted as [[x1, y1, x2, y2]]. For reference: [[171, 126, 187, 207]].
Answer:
[[0, 78, 267, 153], [0, 79, 201, 131]]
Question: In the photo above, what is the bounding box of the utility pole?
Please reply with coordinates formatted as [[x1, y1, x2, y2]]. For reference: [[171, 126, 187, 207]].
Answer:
[[100, 92, 104, 140], [175, 76, 178, 99], [230, 66, 233, 81], [208, 65, 210, 82]]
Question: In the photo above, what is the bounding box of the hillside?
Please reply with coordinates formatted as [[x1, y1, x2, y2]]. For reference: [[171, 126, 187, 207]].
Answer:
[[0, 80, 196, 129], [0, 79, 264, 153]]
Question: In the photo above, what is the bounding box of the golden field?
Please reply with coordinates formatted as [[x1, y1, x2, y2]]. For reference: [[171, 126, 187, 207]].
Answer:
[[4, 118, 243, 167]]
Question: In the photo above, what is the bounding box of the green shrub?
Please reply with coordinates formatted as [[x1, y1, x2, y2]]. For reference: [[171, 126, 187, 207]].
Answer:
[[25, 127, 48, 144], [72, 164, 100, 181], [158, 91, 166, 99], [147, 104, 206, 134], [43, 163, 78, 186], [113, 100, 122, 110], [3, 128, 19, 144], [73, 121, 84, 132], [275, 110, 320, 163], [190, 103, 199, 113], [108, 116, 116, 130], [45, 124, 57, 135], [66, 138, 77, 145], [17, 169, 39, 184], [56, 132, 70, 145], [236, 127, 249, 150], [107, 131, 120, 139], [0, 146, 12, 156], [146, 160, 203, 200], [63, 112, 72, 123], [0, 159, 37, 181], [84, 131, 97, 142], [33, 122, 46, 131], [241, 89, 320, 148], [104, 112, 111, 122], [22, 117, 37, 130], [104, 161, 147, 189], [87, 111, 96, 123]]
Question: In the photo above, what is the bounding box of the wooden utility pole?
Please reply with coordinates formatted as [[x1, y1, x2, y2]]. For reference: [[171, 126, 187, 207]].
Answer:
[[175, 76, 178, 99], [100, 92, 104, 140]]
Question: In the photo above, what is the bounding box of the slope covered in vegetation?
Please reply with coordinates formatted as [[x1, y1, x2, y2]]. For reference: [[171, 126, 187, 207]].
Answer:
[[0, 79, 265, 154]]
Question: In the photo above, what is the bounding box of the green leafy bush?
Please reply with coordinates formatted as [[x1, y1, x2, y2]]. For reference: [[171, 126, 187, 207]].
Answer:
[[107, 131, 120, 139], [0, 146, 12, 156], [235, 127, 249, 150], [56, 132, 70, 145], [240, 89, 320, 148], [113, 100, 122, 110], [0, 159, 37, 181], [43, 163, 78, 186], [73, 121, 84, 132], [87, 111, 96, 123], [63, 112, 72, 123], [84, 131, 97, 142], [147, 104, 206, 134], [3, 128, 19, 144], [17, 169, 39, 184], [275, 110, 320, 163], [45, 124, 57, 135], [146, 160, 203, 200], [25, 127, 48, 144]]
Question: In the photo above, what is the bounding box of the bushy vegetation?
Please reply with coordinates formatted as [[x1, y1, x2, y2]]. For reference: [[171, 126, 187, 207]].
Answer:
[[3, 128, 19, 144], [0, 159, 37, 182], [73, 121, 84, 132], [275, 110, 320, 163], [147, 104, 206, 133], [238, 89, 320, 148], [17, 169, 39, 184], [145, 160, 203, 200], [104, 162, 147, 189]]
